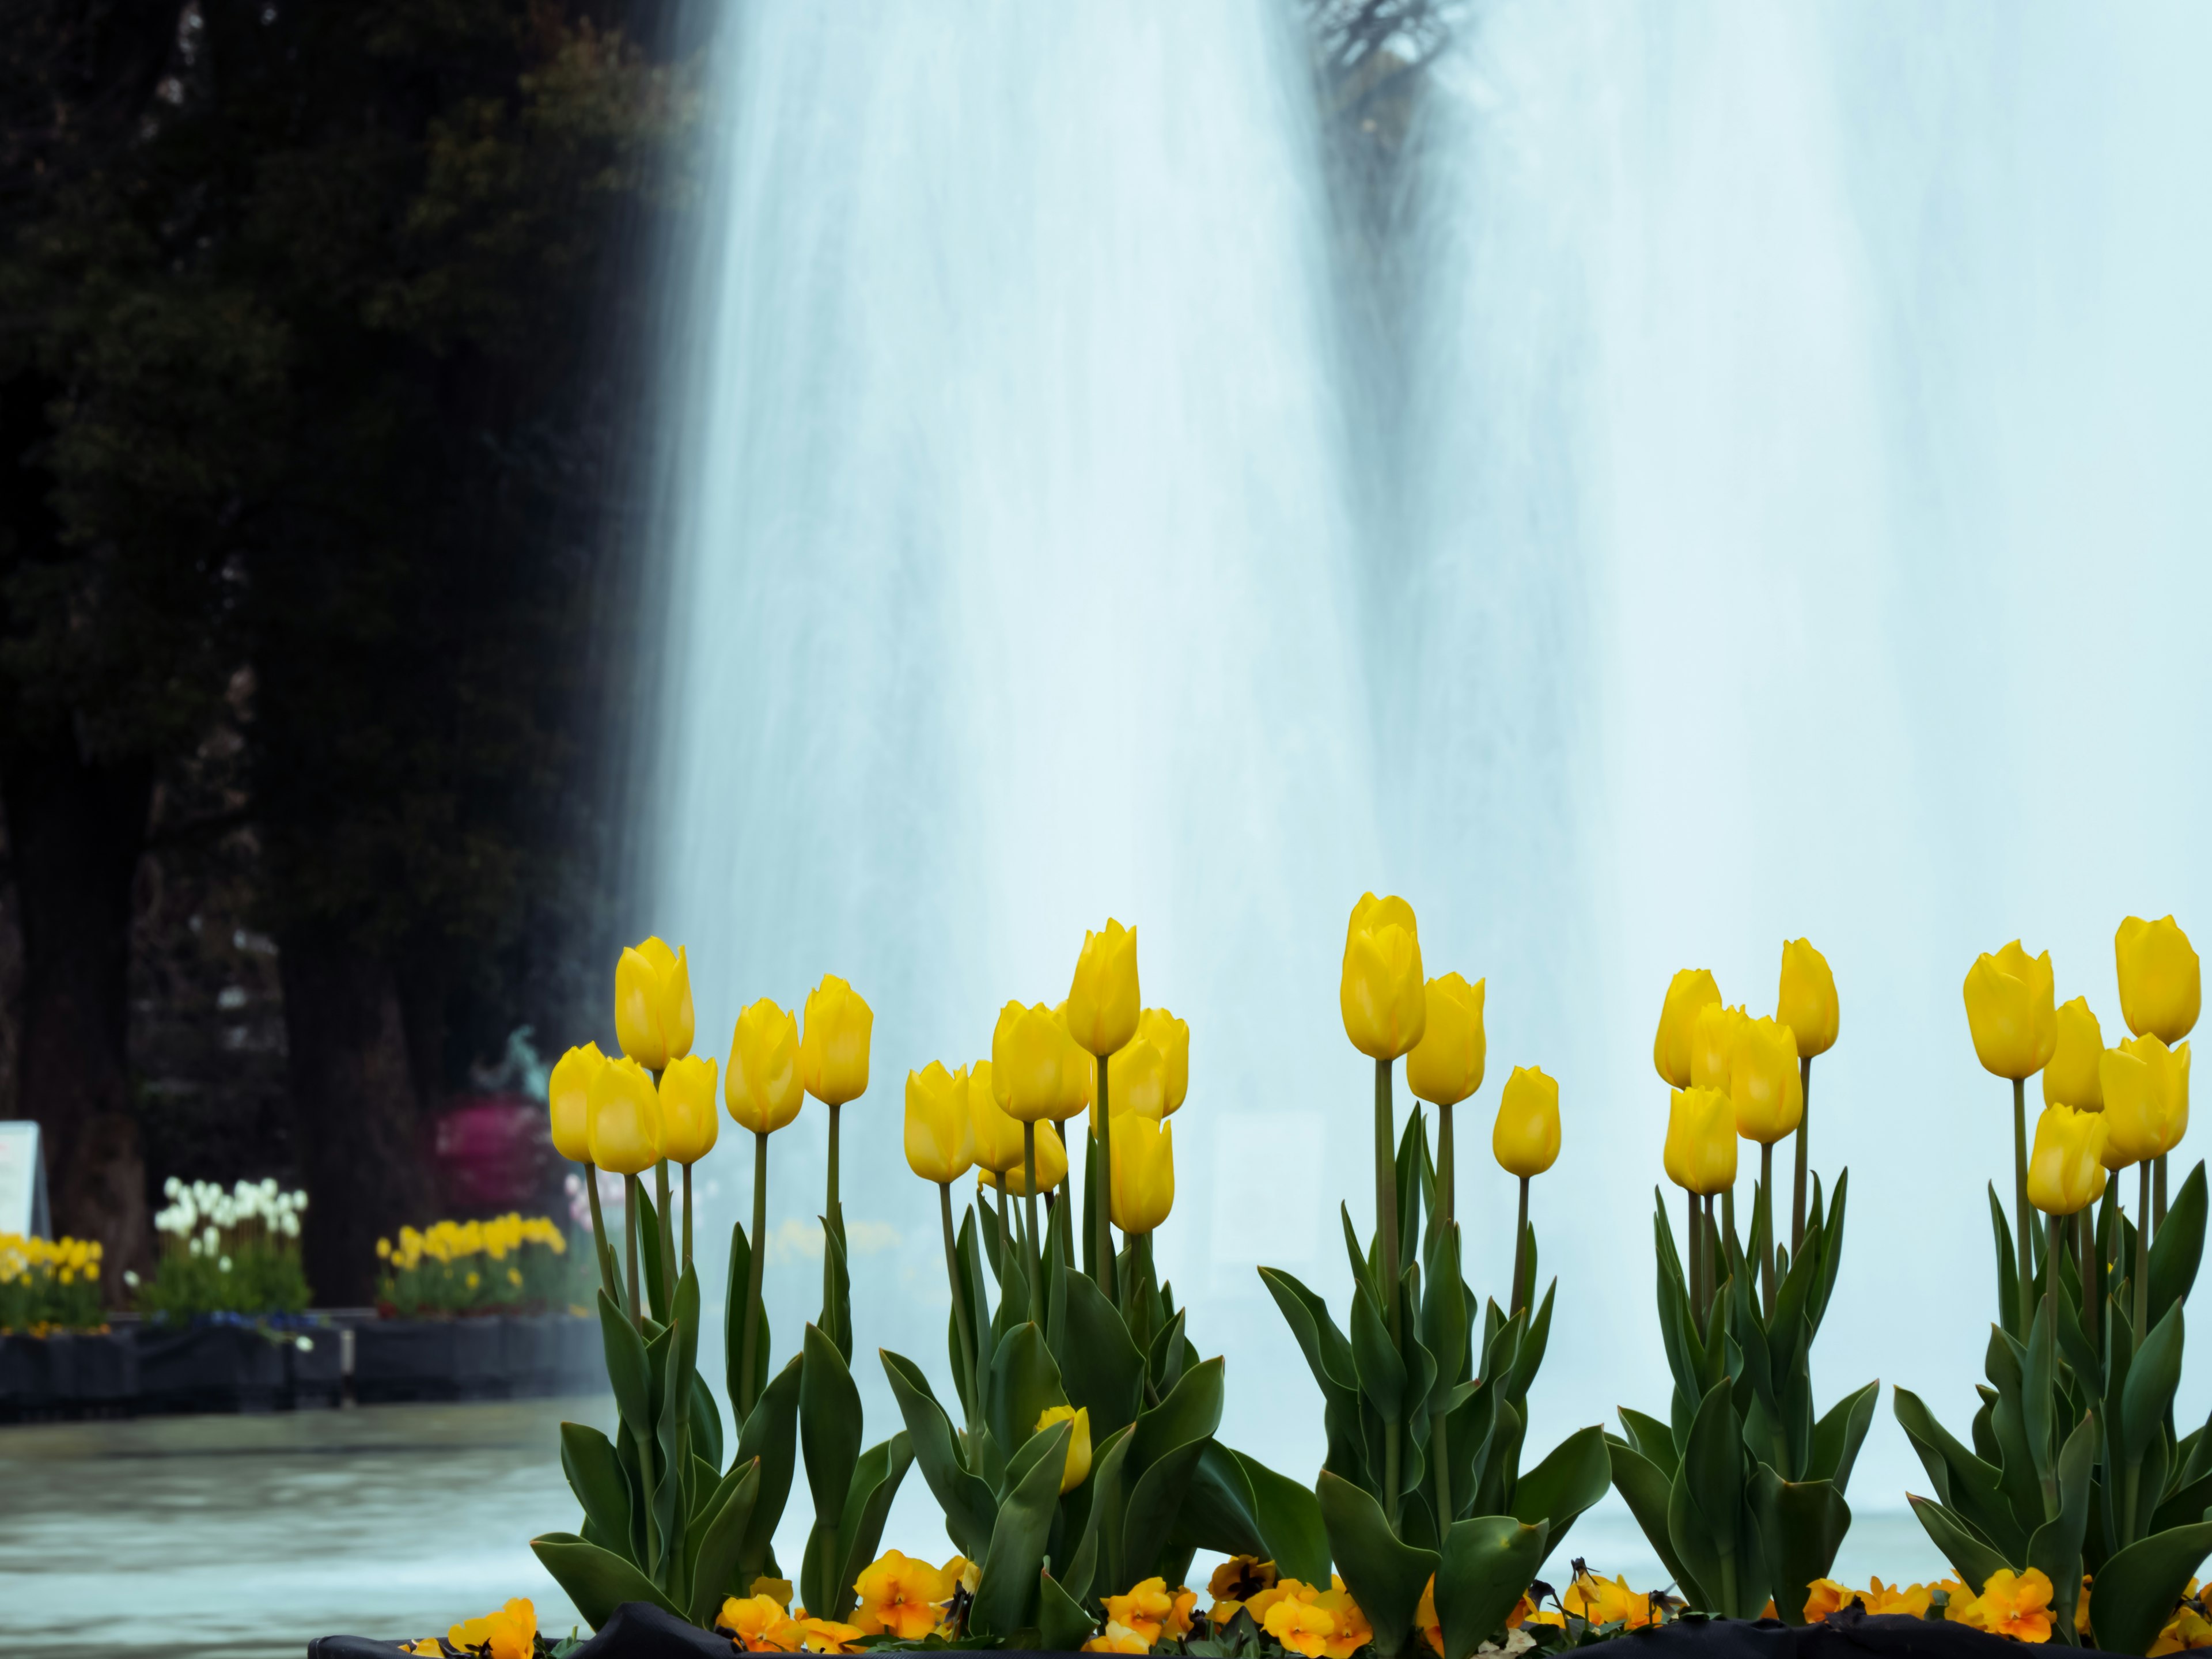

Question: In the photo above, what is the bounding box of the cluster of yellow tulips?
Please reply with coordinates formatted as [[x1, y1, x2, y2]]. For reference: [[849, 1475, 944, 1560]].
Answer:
[[0, 1233, 105, 1334]]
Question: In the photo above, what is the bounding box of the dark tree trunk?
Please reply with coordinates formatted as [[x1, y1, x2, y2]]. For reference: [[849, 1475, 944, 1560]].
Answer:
[[0, 737, 153, 1290], [279, 927, 427, 1305]]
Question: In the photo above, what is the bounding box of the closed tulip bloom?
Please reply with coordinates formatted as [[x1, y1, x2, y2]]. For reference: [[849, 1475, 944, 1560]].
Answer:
[[1346, 891, 1419, 952], [1342, 896, 1427, 1060], [726, 1000, 805, 1134], [2044, 997, 2107, 1109], [1036, 1404, 1093, 1492], [1777, 940, 1839, 1059], [1730, 1017, 1804, 1145], [1653, 969, 1722, 1089], [982, 1120, 1068, 1195], [993, 1002, 1092, 1123], [1963, 942, 2058, 1080], [1067, 921, 1142, 1056], [1408, 973, 1487, 1106], [1493, 1065, 1560, 1177], [1110, 1114, 1176, 1233], [2101, 1035, 2191, 1166], [1138, 1007, 1190, 1115], [967, 1061, 1027, 1175], [1108, 1037, 1169, 1122], [905, 1062, 975, 1184], [1665, 1087, 1737, 1196], [2116, 915, 2201, 1044], [613, 937, 694, 1070], [2027, 1105, 2109, 1215], [798, 975, 873, 1105], [547, 1042, 607, 1162], [1690, 1003, 1749, 1093], [588, 1056, 664, 1176], [658, 1054, 721, 1164]]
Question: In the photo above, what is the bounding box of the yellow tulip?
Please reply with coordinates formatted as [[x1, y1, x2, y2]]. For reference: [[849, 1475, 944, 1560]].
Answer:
[[798, 975, 872, 1106], [2101, 1035, 2191, 1166], [613, 937, 694, 1070], [588, 1056, 664, 1176], [1341, 893, 1426, 1060], [2027, 1104, 2109, 1215], [1407, 974, 1487, 1107], [1963, 941, 2057, 1081], [992, 1002, 1092, 1123], [1110, 1114, 1175, 1233], [1777, 940, 1839, 1059], [1493, 1065, 1560, 1178], [1138, 1007, 1190, 1115], [1690, 1002, 1749, 1093], [981, 1120, 1068, 1195], [659, 1055, 721, 1164], [1036, 1404, 1093, 1492], [1067, 921, 1141, 1057], [1108, 1037, 1169, 1122], [1664, 1087, 1737, 1196], [1653, 969, 1722, 1089], [2044, 997, 2107, 1109], [1730, 1016, 1803, 1145], [967, 1061, 1027, 1175], [2116, 915, 2201, 1044], [904, 1062, 975, 1184], [547, 1043, 607, 1162], [726, 1000, 805, 1134]]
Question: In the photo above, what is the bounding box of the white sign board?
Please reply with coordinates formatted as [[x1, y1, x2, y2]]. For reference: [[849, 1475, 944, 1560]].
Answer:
[[0, 1121, 50, 1238]]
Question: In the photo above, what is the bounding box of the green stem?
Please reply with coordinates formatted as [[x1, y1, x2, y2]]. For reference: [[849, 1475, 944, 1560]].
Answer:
[[1722, 1183, 1736, 1286], [940, 1181, 978, 1433], [2136, 1160, 2152, 1345], [828, 1101, 842, 1226], [1023, 1121, 1044, 1320], [624, 1173, 643, 1331], [1512, 1176, 1530, 1316], [1760, 1141, 1776, 1317], [2042, 1209, 2061, 1522], [681, 1161, 692, 1275], [1793, 1055, 1812, 1256], [1375, 1056, 1400, 1530], [654, 1157, 675, 1300], [1686, 1187, 1702, 1327], [2157, 1152, 2169, 1235], [739, 1131, 767, 1421], [1700, 1196, 1715, 1327], [2015, 1077, 2033, 1336], [1095, 1055, 1116, 1300], [1440, 1103, 1456, 1231], [582, 1161, 618, 1307]]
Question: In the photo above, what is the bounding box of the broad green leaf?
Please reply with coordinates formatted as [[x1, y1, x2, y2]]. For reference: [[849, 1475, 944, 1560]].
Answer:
[[1510, 1425, 1609, 1559], [1618, 1409, 1679, 1480], [1606, 1435, 1702, 1607], [1234, 1447, 1331, 1585], [1435, 1515, 1548, 1659], [598, 1289, 653, 1441], [529, 1532, 682, 1630], [1122, 1435, 1210, 1585], [986, 1321, 1065, 1461], [2150, 1163, 2207, 1327], [1749, 1465, 1850, 1626], [1317, 1470, 1438, 1659], [1892, 1384, 2024, 1558], [1351, 1282, 1407, 1422], [559, 1422, 635, 1569], [830, 1432, 914, 1621], [1906, 1494, 2009, 1594], [1039, 1568, 1096, 1653], [1131, 1357, 1226, 1476], [1680, 1377, 1744, 1558], [689, 1370, 724, 1474], [636, 1187, 668, 1324], [969, 1417, 1070, 1637], [800, 1324, 862, 1535], [1808, 1380, 1879, 1494], [2027, 1415, 2097, 1647], [1058, 1270, 1147, 1446], [734, 1355, 802, 1584], [1259, 1267, 1360, 1397], [2123, 1304, 2186, 1466], [685, 1458, 763, 1629], [881, 1349, 996, 1559], [724, 1218, 771, 1415], [2091, 1519, 2212, 1656]]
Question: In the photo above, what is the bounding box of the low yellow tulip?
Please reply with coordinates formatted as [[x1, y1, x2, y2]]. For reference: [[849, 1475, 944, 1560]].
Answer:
[[798, 975, 873, 1106], [1777, 940, 1839, 1059], [2117, 915, 2200, 1044], [1963, 941, 2057, 1080], [1493, 1065, 1559, 1178], [1664, 1087, 1737, 1196], [1653, 969, 1722, 1089], [1341, 893, 1426, 1060], [2027, 1104, 2109, 1215], [2101, 1035, 2190, 1166], [613, 937, 694, 1070], [968, 1061, 1026, 1175], [1110, 1114, 1175, 1233], [1690, 1003, 1749, 1093], [588, 1056, 663, 1176], [1036, 1404, 1093, 1491], [982, 1120, 1068, 1195], [905, 1062, 975, 1184], [547, 1043, 606, 1162], [1138, 1007, 1190, 1115], [658, 1054, 721, 1165], [992, 1002, 1092, 1123], [1408, 974, 1487, 1107], [1107, 1037, 1169, 1122], [1730, 1017, 1803, 1145], [2043, 997, 2106, 1109], [1067, 921, 1141, 1057], [726, 1000, 805, 1134]]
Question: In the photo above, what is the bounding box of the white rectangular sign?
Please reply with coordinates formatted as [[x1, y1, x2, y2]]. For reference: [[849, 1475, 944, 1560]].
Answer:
[[0, 1121, 49, 1238]]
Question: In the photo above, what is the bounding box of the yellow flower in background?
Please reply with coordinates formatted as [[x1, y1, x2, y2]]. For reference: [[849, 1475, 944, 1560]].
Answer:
[[2028, 1105, 2109, 1215], [1108, 1036, 1170, 1122], [1964, 941, 2058, 1080], [547, 1042, 607, 1162], [991, 1002, 1091, 1123], [726, 1001, 805, 1134], [447, 1597, 536, 1659], [614, 937, 693, 1070], [967, 1062, 1026, 1175], [2103, 1035, 2191, 1166], [1690, 1002, 1748, 1093], [792, 1615, 863, 1653], [1654, 968, 1722, 1089], [1111, 1115, 1175, 1233], [2046, 997, 2108, 1109], [1730, 1016, 1804, 1145], [587, 1056, 663, 1176], [1265, 1598, 1336, 1659], [2150, 1605, 2212, 1655], [718, 1594, 803, 1651], [1493, 1065, 1560, 1177], [1416, 1577, 1444, 1656], [1342, 893, 1426, 1060], [1138, 1006, 1190, 1115], [1665, 1087, 1738, 1196], [903, 1063, 974, 1184], [798, 975, 873, 1106], [1407, 973, 1487, 1106], [1082, 1623, 1149, 1654], [1777, 938, 1840, 1059], [981, 1120, 1069, 1195], [658, 1055, 720, 1165], [2118, 915, 2202, 1044], [1036, 1403, 1093, 1491], [851, 1550, 953, 1639], [1067, 919, 1142, 1056]]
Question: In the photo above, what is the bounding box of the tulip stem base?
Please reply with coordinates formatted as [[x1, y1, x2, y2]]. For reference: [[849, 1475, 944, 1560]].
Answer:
[[2157, 1153, 2169, 1236], [1023, 1122, 1044, 1320], [2137, 1160, 2152, 1344], [1439, 1104, 1456, 1232], [1686, 1190, 1702, 1328], [940, 1180, 979, 1431], [1759, 1142, 1777, 1318], [1512, 1176, 1530, 1317], [2014, 1078, 2033, 1338], [739, 1131, 768, 1421], [1376, 1059, 1400, 1323], [2041, 1210, 2061, 1522], [654, 1158, 675, 1308], [582, 1162, 618, 1308], [681, 1162, 692, 1276], [1792, 1056, 1812, 1257], [1095, 1054, 1116, 1302], [827, 1103, 843, 1229]]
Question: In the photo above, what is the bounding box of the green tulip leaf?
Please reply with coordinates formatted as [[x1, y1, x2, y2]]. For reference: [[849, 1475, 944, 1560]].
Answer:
[[559, 1422, 636, 1568], [1807, 1380, 1878, 1494], [881, 1348, 997, 1559], [1039, 1567, 1097, 1653], [1058, 1269, 1147, 1446], [1510, 1424, 1610, 1559], [1435, 1514, 1549, 1659], [1809, 1170, 1848, 1338], [820, 1209, 854, 1363], [986, 1320, 1065, 1461], [598, 1289, 653, 1441], [633, 1187, 668, 1324], [1892, 1385, 2024, 1558], [685, 1457, 763, 1630], [1606, 1434, 1703, 1607], [1680, 1376, 1745, 1558], [725, 1218, 772, 1415], [530, 1532, 683, 1630], [1237, 1446, 1332, 1585], [1003, 1414, 1074, 1498], [1906, 1494, 2009, 1595], [689, 1370, 724, 1474], [1122, 1434, 1210, 1585], [1147, 1307, 1191, 1402], [1350, 1281, 1407, 1423], [800, 1323, 862, 1536], [1259, 1267, 1360, 1396], [1317, 1469, 1439, 1659], [1989, 1184, 2021, 1342], [1502, 1281, 1555, 1410], [1617, 1409, 1680, 1480], [969, 1414, 1071, 1637], [2123, 1304, 2186, 1466], [2026, 1415, 2097, 1647], [1131, 1356, 1225, 1476], [2090, 1519, 2212, 1656], [1749, 1465, 1850, 1626], [1074, 1425, 1137, 1599], [733, 1354, 802, 1584], [2150, 1163, 2207, 1327], [1666, 1457, 1728, 1615], [830, 1431, 914, 1622]]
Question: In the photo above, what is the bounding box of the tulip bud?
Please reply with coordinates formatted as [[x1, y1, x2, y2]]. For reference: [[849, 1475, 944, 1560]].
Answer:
[[1036, 1404, 1093, 1492], [1066, 921, 1141, 1057], [2116, 915, 2201, 1044], [1137, 1007, 1190, 1115], [798, 975, 873, 1107], [1341, 893, 1426, 1060], [2027, 1104, 2109, 1215], [1664, 1086, 1737, 1196], [1730, 1017, 1803, 1145], [613, 937, 694, 1070], [1108, 1037, 1169, 1122], [1690, 1003, 1748, 1093], [1777, 940, 1839, 1059], [1493, 1065, 1560, 1178], [982, 1120, 1069, 1195], [1653, 969, 1722, 1089], [588, 1056, 664, 1176], [658, 1054, 721, 1164], [993, 1002, 1093, 1123], [1963, 941, 2057, 1081], [2044, 997, 2107, 1109], [904, 1062, 975, 1184], [1408, 974, 1487, 1107], [726, 1000, 805, 1134], [967, 1061, 1027, 1175], [2101, 1035, 2191, 1166], [1110, 1114, 1175, 1233], [548, 1043, 607, 1162]]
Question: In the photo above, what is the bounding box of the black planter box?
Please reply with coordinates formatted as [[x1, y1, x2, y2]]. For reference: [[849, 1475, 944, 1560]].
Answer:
[[554, 1309, 604, 1389], [134, 1323, 289, 1414], [0, 1330, 139, 1419], [354, 1317, 508, 1403], [287, 1324, 347, 1408]]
